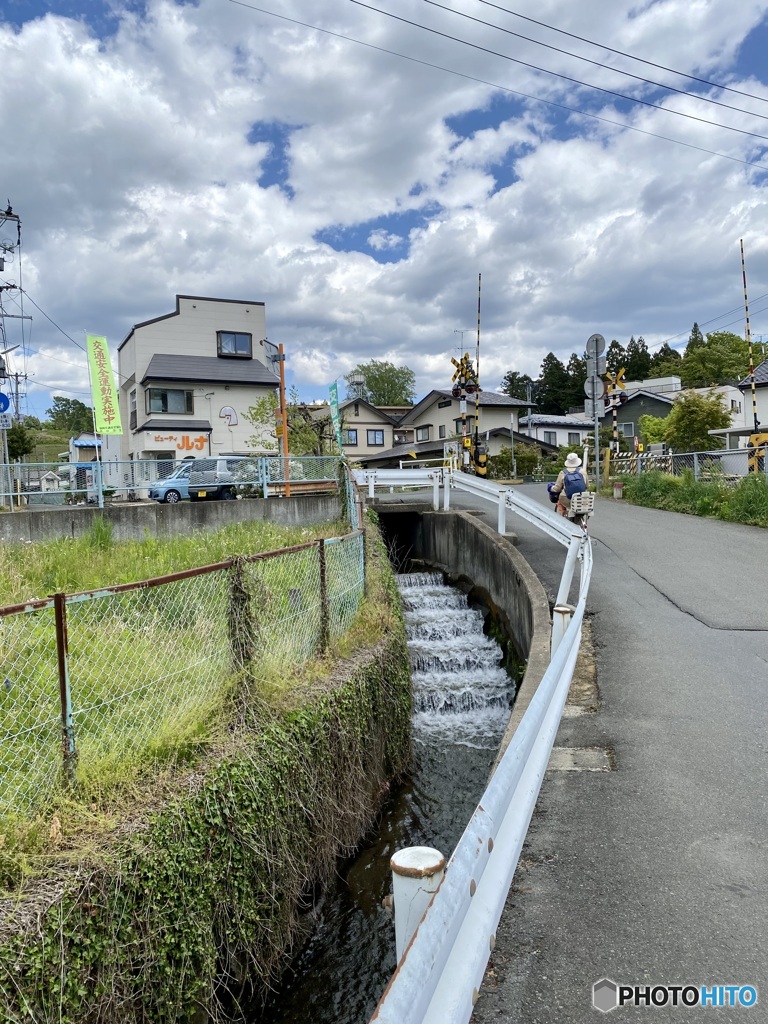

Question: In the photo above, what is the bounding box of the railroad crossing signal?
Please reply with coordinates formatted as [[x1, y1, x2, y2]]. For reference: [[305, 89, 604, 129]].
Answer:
[[605, 367, 626, 393]]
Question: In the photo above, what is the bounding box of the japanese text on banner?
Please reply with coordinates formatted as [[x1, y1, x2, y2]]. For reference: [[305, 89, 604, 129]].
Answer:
[[86, 334, 123, 434]]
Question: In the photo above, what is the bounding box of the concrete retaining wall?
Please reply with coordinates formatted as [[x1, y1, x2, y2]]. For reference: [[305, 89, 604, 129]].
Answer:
[[0, 495, 342, 544]]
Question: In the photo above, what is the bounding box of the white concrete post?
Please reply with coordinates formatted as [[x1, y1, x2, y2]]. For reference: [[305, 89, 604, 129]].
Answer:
[[432, 472, 440, 511], [497, 489, 507, 534], [554, 536, 581, 608], [551, 603, 574, 656], [443, 472, 451, 510], [369, 473, 375, 500], [390, 846, 446, 962]]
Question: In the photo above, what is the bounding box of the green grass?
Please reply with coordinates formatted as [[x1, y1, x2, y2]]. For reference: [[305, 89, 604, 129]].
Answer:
[[0, 518, 344, 604], [613, 470, 768, 527], [0, 517, 354, 833]]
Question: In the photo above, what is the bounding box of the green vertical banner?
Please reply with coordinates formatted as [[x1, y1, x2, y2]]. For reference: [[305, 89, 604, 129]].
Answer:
[[329, 382, 344, 453], [86, 334, 122, 434]]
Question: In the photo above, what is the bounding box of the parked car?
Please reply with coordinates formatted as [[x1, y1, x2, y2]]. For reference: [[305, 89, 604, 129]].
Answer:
[[188, 456, 249, 501], [148, 460, 196, 504]]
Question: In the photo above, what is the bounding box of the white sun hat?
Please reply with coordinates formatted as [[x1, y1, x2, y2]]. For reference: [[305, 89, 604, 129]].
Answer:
[[564, 452, 582, 468]]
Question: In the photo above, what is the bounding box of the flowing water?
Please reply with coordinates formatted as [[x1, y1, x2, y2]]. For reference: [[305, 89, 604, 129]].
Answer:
[[255, 572, 516, 1024]]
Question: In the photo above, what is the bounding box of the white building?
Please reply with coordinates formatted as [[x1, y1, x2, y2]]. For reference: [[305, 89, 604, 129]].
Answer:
[[518, 414, 593, 449], [115, 295, 279, 467]]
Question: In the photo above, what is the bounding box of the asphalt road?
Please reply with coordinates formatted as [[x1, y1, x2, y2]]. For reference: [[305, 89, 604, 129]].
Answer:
[[379, 485, 768, 1022]]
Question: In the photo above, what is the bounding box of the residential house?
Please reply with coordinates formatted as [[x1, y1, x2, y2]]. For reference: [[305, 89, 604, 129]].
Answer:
[[351, 390, 551, 468], [738, 358, 768, 429], [519, 414, 593, 449], [115, 295, 279, 467], [398, 389, 529, 447]]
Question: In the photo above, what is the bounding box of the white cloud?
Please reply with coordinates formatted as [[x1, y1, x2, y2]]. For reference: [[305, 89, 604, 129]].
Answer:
[[2, 0, 768, 419]]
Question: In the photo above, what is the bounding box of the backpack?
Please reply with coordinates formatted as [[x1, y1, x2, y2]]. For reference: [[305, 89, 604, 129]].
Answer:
[[563, 469, 587, 498]]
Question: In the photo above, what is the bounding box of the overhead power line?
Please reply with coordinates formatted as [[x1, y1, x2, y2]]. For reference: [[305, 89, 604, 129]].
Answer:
[[471, 0, 768, 106], [348, 0, 768, 144], [422, 0, 768, 125], [227, 1, 768, 171]]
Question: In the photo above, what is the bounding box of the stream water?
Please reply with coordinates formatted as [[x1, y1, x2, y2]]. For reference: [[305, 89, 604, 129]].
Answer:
[[255, 572, 516, 1024]]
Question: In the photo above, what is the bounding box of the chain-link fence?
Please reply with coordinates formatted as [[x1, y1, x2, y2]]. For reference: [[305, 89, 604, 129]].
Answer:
[[0, 526, 365, 820], [611, 448, 766, 483]]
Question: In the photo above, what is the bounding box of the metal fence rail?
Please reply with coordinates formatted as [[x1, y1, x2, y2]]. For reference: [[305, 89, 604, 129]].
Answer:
[[361, 469, 591, 1024], [611, 447, 767, 482], [1, 455, 343, 508], [0, 527, 365, 820]]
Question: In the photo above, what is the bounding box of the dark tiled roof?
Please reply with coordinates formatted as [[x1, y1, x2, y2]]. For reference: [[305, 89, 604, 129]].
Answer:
[[140, 419, 212, 431], [141, 355, 279, 386], [738, 359, 768, 388]]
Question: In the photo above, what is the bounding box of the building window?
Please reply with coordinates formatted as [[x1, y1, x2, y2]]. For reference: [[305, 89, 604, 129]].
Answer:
[[731, 400, 741, 412], [367, 429, 385, 446], [394, 430, 413, 445], [438, 399, 452, 409], [217, 331, 252, 358], [618, 422, 634, 437], [146, 388, 194, 415], [543, 431, 557, 445], [416, 426, 430, 442], [129, 389, 137, 431], [439, 425, 446, 439], [342, 429, 358, 445], [568, 432, 581, 445]]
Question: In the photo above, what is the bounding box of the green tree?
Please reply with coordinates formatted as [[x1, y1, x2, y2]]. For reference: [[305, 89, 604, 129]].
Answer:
[[46, 397, 93, 433], [345, 360, 416, 406], [605, 339, 626, 376], [686, 322, 705, 352], [678, 330, 765, 388], [663, 392, 730, 452], [535, 352, 570, 414], [6, 422, 35, 460], [649, 342, 682, 377], [624, 336, 651, 381], [638, 414, 667, 445], [244, 390, 340, 456], [499, 370, 534, 401], [564, 353, 587, 412]]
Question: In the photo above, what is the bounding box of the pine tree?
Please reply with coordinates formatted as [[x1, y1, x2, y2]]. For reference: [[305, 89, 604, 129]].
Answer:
[[535, 353, 570, 415], [625, 336, 651, 381], [605, 340, 626, 376]]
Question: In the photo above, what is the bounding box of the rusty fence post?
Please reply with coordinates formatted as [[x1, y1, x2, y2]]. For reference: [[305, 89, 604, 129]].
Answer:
[[53, 593, 77, 788], [318, 539, 329, 653], [228, 557, 257, 673]]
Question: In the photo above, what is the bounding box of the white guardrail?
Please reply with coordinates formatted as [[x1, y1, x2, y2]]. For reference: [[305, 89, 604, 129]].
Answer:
[[358, 468, 592, 1024]]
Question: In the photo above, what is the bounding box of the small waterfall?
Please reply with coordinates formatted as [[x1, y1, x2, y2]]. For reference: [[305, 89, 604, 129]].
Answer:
[[256, 571, 518, 1024], [397, 572, 515, 751]]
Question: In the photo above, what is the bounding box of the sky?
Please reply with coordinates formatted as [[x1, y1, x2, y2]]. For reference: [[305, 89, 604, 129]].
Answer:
[[3, 0, 768, 420]]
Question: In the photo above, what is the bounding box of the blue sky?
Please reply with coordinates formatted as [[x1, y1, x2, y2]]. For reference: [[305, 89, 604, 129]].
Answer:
[[3, 0, 768, 418]]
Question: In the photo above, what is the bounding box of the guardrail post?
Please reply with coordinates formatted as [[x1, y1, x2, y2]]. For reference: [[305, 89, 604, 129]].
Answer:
[[551, 603, 574, 656], [554, 536, 581, 608], [391, 847, 446, 962], [497, 489, 507, 534], [368, 473, 376, 500], [53, 593, 77, 788], [443, 471, 451, 510]]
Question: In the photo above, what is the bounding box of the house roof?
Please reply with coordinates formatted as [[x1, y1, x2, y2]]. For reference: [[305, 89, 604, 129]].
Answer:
[[353, 428, 558, 465], [738, 359, 768, 389], [621, 389, 675, 405], [141, 354, 279, 387], [140, 419, 212, 432], [400, 389, 528, 424], [520, 414, 593, 428], [118, 295, 266, 351], [338, 397, 400, 424]]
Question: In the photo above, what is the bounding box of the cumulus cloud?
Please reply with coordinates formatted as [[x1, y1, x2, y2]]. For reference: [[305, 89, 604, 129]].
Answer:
[[2, 0, 768, 418]]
